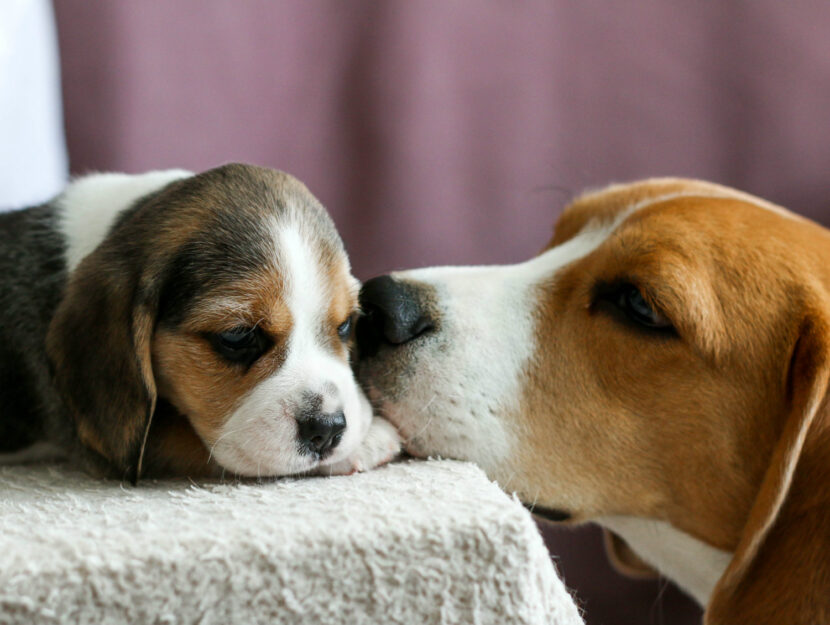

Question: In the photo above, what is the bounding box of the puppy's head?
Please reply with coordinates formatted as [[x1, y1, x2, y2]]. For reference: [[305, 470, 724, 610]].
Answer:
[[358, 179, 830, 614], [48, 164, 371, 481]]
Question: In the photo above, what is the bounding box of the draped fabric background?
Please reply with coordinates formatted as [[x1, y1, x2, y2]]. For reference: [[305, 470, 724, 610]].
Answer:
[[52, 2, 830, 624]]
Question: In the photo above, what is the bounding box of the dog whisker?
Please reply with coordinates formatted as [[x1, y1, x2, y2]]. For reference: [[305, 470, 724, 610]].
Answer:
[[528, 490, 540, 514], [207, 428, 246, 463], [404, 405, 437, 445], [500, 470, 517, 493]]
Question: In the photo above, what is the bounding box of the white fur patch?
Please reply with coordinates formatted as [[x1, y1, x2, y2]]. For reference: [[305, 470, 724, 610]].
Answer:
[[279, 226, 342, 414], [599, 515, 732, 606], [58, 169, 192, 272]]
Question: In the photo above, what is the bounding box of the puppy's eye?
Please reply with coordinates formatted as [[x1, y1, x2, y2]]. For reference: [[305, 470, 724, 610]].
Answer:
[[209, 326, 269, 366], [615, 285, 672, 329], [337, 317, 353, 341]]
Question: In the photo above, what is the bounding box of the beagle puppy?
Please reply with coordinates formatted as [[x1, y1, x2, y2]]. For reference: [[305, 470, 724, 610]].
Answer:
[[357, 178, 830, 624], [0, 163, 400, 482]]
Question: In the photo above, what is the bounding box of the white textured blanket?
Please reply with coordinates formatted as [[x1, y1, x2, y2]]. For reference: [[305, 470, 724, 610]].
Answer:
[[0, 459, 582, 625]]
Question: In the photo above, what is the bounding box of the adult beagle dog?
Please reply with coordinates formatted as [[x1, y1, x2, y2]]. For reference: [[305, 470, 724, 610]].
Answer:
[[0, 163, 400, 482], [357, 178, 830, 624]]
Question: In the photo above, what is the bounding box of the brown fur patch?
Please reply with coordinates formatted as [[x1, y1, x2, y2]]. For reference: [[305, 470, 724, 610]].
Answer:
[[519, 188, 830, 533], [706, 315, 830, 624], [141, 401, 216, 477], [550, 177, 794, 248]]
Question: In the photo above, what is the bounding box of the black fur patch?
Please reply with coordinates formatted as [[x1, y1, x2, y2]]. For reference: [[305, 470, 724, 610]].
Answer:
[[0, 205, 67, 453]]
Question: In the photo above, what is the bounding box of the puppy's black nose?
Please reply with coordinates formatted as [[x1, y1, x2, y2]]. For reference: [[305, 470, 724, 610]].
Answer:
[[298, 410, 346, 455], [358, 275, 434, 355]]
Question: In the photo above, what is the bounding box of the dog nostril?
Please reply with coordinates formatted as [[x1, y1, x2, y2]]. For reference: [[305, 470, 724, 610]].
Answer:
[[407, 315, 434, 340], [298, 410, 346, 455], [358, 275, 435, 352]]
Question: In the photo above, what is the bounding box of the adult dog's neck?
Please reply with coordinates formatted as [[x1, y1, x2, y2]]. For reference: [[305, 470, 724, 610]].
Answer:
[[599, 515, 732, 606]]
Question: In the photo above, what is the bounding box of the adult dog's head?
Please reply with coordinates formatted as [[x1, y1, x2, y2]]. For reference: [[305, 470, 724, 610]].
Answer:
[[48, 164, 371, 482], [357, 178, 830, 624]]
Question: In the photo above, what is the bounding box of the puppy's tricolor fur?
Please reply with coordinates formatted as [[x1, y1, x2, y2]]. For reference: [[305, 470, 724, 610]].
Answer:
[[358, 178, 830, 624], [0, 164, 399, 482]]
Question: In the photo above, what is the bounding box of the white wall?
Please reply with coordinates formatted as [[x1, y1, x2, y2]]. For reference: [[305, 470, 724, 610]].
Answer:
[[0, 0, 68, 211]]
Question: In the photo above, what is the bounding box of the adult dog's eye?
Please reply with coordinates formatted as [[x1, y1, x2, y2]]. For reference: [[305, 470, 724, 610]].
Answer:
[[209, 326, 269, 366], [616, 286, 672, 329], [337, 317, 353, 341]]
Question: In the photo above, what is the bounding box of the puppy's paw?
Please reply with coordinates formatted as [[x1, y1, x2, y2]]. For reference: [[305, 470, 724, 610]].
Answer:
[[323, 417, 402, 476]]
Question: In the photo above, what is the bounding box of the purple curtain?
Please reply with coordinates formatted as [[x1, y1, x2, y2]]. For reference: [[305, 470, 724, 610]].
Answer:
[[53, 2, 830, 623]]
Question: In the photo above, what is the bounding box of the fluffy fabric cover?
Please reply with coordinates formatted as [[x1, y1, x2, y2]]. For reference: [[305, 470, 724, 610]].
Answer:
[[0, 459, 582, 625]]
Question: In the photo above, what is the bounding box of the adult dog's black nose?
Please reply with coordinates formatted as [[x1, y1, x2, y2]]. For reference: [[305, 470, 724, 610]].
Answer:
[[297, 410, 346, 455], [358, 275, 435, 355]]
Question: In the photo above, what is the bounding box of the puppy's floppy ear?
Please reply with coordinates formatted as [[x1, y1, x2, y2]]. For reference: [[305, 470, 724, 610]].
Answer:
[[47, 242, 158, 484], [706, 313, 830, 625]]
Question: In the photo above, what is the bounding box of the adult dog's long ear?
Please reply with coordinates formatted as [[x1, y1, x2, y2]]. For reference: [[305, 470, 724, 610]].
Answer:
[[47, 243, 158, 484], [706, 313, 830, 625]]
